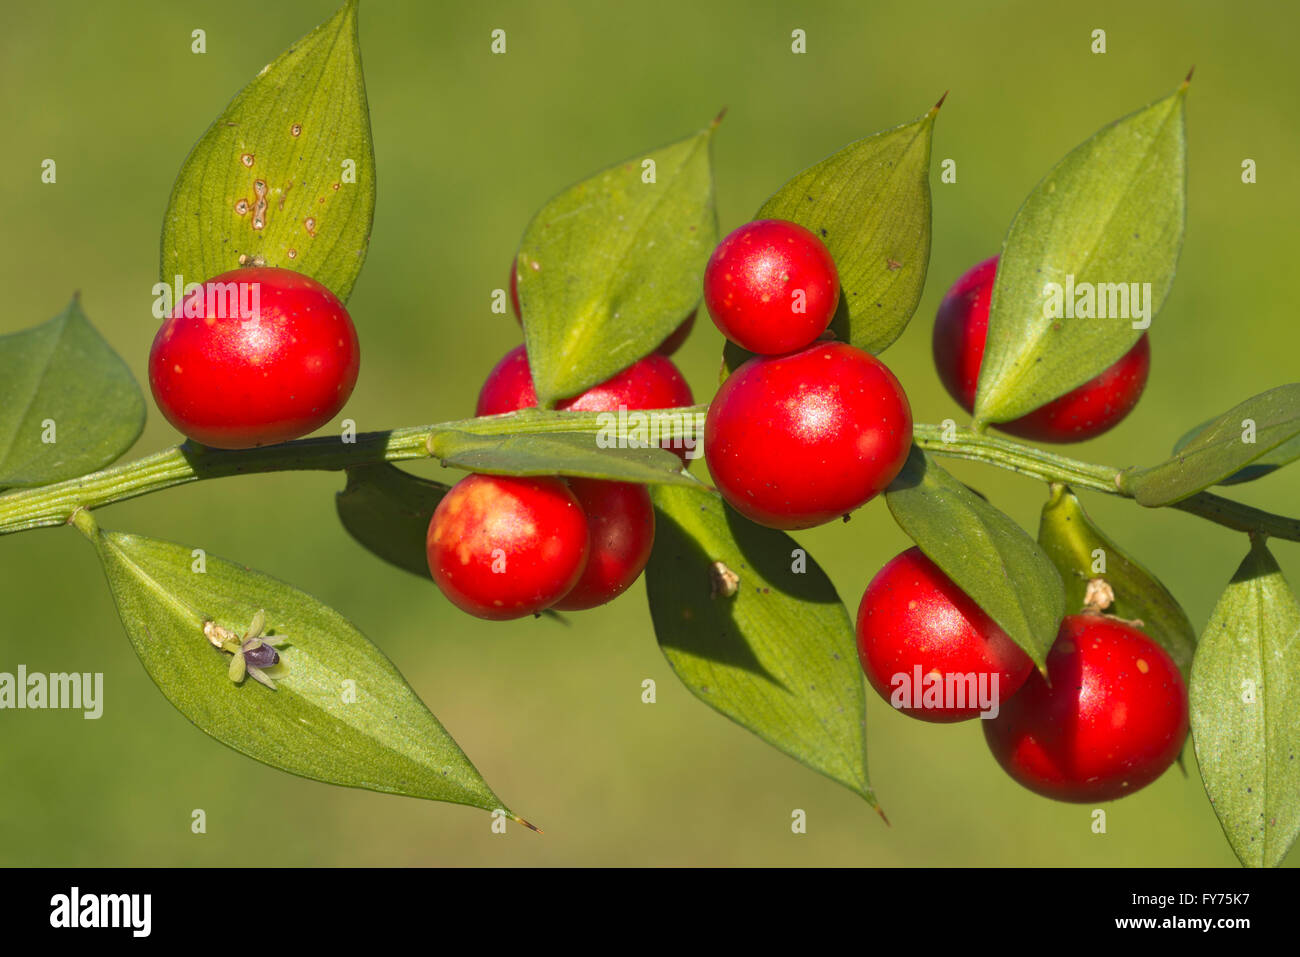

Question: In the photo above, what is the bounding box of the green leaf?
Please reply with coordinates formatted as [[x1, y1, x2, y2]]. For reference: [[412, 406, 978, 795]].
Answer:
[[1190, 539, 1300, 868], [518, 123, 718, 405], [336, 464, 448, 577], [756, 104, 936, 354], [1126, 384, 1300, 506], [161, 0, 374, 301], [974, 82, 1188, 425], [429, 430, 701, 486], [1037, 484, 1195, 673], [0, 297, 144, 488], [885, 446, 1064, 669], [1170, 401, 1300, 488], [646, 485, 875, 807], [76, 512, 520, 821]]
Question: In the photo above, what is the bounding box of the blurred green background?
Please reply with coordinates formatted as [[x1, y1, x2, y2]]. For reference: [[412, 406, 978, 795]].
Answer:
[[1, 0, 1297, 866]]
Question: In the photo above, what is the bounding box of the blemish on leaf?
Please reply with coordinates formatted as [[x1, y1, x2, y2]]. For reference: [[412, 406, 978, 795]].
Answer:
[[240, 153, 255, 168], [234, 199, 249, 215], [287, 248, 298, 259], [252, 180, 269, 231], [291, 122, 302, 137], [304, 217, 317, 237]]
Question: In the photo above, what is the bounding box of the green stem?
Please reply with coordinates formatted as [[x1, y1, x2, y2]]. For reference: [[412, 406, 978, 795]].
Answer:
[[0, 411, 1296, 542], [912, 423, 1300, 541], [0, 407, 705, 535]]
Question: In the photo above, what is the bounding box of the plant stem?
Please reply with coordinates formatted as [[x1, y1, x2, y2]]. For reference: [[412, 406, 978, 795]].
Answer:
[[0, 412, 1296, 542], [0, 408, 704, 535]]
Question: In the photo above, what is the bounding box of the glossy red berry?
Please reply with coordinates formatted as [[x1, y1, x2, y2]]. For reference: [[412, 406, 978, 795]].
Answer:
[[149, 267, 360, 449], [703, 219, 840, 355], [933, 256, 1150, 443], [856, 547, 1034, 722], [553, 479, 655, 611], [426, 474, 589, 621], [983, 614, 1188, 803], [704, 341, 911, 530]]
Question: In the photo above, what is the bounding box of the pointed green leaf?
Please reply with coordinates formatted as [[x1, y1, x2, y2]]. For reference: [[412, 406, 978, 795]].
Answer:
[[336, 464, 449, 577], [429, 430, 701, 486], [1126, 384, 1300, 506], [756, 105, 935, 354], [646, 485, 874, 807], [885, 446, 1064, 669], [975, 83, 1187, 424], [1037, 485, 1195, 673], [0, 298, 144, 488], [77, 514, 517, 819], [1164, 391, 1300, 490], [519, 124, 718, 405], [1190, 539, 1300, 868], [161, 0, 374, 300]]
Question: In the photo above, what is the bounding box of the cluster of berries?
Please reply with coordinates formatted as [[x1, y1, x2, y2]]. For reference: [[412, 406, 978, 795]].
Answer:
[[144, 225, 1181, 803]]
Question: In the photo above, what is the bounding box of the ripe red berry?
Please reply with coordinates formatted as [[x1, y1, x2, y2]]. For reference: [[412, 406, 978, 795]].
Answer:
[[983, 614, 1188, 803], [933, 256, 1150, 443], [856, 547, 1034, 722], [475, 345, 695, 461], [703, 219, 840, 355], [149, 267, 360, 449], [704, 341, 911, 530], [553, 479, 655, 611], [426, 474, 589, 620]]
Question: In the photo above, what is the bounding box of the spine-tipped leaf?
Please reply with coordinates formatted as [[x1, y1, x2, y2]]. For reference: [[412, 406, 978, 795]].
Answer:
[[975, 83, 1187, 425], [1190, 540, 1300, 868], [645, 486, 875, 807], [160, 0, 375, 301], [0, 298, 144, 488], [77, 513, 517, 819], [757, 106, 935, 355]]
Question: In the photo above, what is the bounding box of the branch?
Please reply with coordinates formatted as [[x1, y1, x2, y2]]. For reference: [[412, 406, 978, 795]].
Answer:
[[0, 412, 1296, 543]]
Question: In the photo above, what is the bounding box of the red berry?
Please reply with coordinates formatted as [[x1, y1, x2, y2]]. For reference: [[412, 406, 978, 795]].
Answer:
[[148, 267, 359, 449], [475, 345, 696, 461], [856, 547, 1034, 722], [933, 256, 1150, 443], [983, 614, 1188, 803], [655, 310, 696, 356], [426, 474, 589, 620], [553, 479, 655, 611], [509, 257, 521, 322], [703, 219, 840, 355], [704, 341, 911, 530]]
